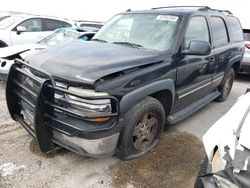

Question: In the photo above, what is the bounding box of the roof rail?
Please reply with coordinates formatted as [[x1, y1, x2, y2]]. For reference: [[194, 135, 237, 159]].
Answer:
[[151, 6, 211, 10], [203, 8, 233, 15], [151, 6, 233, 15]]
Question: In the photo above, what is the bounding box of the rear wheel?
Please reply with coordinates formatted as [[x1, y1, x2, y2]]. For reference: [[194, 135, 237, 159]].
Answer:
[[116, 96, 165, 160], [216, 68, 234, 102]]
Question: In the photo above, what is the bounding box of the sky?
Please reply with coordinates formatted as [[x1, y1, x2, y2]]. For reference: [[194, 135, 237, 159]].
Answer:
[[0, 0, 249, 28]]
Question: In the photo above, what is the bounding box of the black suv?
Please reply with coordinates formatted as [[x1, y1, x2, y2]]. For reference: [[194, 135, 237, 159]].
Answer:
[[6, 6, 244, 160]]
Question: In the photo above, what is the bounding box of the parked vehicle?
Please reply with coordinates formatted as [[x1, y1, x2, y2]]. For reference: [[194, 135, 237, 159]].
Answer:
[[77, 21, 104, 29], [194, 90, 250, 188], [0, 27, 97, 77], [239, 29, 250, 73], [0, 16, 9, 22], [6, 6, 244, 160], [0, 14, 74, 47]]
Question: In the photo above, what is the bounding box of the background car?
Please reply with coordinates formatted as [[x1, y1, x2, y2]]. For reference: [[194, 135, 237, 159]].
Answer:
[[0, 14, 74, 47], [0, 26, 98, 77], [0, 16, 9, 22], [195, 90, 250, 187], [76, 21, 104, 29], [239, 29, 250, 73]]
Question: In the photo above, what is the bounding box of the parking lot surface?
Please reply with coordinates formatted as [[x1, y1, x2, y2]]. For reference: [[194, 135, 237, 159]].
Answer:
[[0, 75, 249, 188]]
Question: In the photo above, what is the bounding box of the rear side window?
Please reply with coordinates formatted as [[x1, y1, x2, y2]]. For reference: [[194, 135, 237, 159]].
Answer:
[[243, 29, 250, 41], [185, 16, 210, 44], [44, 19, 66, 31], [227, 16, 244, 42], [60, 21, 71, 28], [210, 17, 229, 47]]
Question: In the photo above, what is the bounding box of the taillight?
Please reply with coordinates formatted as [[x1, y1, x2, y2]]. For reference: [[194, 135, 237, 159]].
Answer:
[[245, 43, 250, 49]]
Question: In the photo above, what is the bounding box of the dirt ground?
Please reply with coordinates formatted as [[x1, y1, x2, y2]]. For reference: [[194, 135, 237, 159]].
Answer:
[[0, 81, 205, 188]]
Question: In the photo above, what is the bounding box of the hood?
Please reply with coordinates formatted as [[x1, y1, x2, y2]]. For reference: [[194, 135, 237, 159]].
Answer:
[[26, 40, 163, 85], [0, 43, 47, 58]]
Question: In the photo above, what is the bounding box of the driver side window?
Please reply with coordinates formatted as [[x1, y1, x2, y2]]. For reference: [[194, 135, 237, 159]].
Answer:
[[185, 16, 210, 45], [18, 18, 42, 32]]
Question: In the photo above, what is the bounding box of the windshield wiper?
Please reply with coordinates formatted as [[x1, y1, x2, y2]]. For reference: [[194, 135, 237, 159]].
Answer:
[[112, 41, 143, 48], [91, 38, 107, 43]]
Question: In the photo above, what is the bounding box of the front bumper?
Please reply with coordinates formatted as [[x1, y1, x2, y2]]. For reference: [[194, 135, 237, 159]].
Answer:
[[53, 131, 120, 157], [6, 59, 121, 157]]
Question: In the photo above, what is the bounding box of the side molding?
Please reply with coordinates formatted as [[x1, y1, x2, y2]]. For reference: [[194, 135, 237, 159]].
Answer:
[[120, 79, 175, 113]]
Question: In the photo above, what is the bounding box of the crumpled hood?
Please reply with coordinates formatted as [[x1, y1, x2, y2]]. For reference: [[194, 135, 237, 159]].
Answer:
[[25, 39, 163, 84], [0, 43, 47, 58]]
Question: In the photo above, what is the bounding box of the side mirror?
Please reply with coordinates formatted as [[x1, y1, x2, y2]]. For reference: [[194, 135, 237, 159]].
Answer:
[[16, 26, 27, 34], [182, 41, 211, 56]]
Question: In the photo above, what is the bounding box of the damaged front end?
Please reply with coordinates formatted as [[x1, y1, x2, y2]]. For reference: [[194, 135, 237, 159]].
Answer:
[[200, 92, 250, 188], [6, 59, 121, 157], [201, 146, 250, 188]]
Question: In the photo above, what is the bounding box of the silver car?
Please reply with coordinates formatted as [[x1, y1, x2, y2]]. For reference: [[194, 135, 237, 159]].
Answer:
[[240, 29, 250, 73]]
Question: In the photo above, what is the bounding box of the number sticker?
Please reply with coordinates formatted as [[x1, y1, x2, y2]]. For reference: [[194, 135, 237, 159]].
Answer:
[[156, 15, 179, 22]]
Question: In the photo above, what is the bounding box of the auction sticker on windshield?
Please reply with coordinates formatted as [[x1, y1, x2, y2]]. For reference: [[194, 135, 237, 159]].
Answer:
[[156, 15, 179, 22]]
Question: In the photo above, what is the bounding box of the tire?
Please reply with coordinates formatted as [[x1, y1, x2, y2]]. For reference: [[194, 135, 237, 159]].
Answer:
[[216, 68, 235, 102], [194, 157, 208, 188], [115, 96, 165, 160]]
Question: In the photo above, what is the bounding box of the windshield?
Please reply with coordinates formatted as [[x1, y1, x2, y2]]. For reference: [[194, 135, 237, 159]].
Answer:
[[39, 29, 82, 46], [93, 13, 181, 51], [0, 16, 23, 30]]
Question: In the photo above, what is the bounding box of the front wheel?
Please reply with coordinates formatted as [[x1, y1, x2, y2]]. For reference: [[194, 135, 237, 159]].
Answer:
[[115, 96, 165, 160], [216, 68, 235, 102]]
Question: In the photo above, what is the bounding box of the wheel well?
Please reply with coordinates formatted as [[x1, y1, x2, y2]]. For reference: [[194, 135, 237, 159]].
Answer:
[[231, 61, 241, 74], [0, 40, 8, 47], [150, 90, 172, 117]]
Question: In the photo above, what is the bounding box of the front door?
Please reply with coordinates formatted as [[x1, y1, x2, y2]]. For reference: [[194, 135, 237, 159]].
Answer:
[[174, 15, 215, 111], [10, 18, 46, 45]]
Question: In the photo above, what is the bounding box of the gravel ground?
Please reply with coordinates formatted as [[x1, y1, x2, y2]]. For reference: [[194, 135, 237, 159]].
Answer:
[[0, 75, 249, 188]]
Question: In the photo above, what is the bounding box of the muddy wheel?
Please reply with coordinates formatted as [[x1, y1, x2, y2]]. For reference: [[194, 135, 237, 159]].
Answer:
[[216, 68, 234, 102], [194, 157, 208, 188], [115, 96, 165, 160]]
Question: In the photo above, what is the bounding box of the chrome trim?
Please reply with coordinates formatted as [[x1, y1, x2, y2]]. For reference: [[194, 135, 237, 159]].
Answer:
[[178, 81, 212, 99], [213, 76, 224, 83]]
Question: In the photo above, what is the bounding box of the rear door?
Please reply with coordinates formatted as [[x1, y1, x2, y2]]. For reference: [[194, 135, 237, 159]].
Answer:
[[209, 16, 231, 88], [174, 15, 215, 111]]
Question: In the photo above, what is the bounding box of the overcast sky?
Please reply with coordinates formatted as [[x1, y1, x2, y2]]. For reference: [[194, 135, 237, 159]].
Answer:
[[0, 0, 249, 28]]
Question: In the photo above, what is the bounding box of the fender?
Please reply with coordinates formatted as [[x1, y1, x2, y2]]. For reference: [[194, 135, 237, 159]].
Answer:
[[221, 55, 242, 84], [120, 79, 175, 113]]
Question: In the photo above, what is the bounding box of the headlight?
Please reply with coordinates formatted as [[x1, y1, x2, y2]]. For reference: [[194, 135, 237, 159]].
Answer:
[[65, 87, 112, 113]]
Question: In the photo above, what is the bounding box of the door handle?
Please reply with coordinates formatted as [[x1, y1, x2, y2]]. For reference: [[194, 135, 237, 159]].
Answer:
[[199, 64, 208, 74], [209, 57, 215, 62]]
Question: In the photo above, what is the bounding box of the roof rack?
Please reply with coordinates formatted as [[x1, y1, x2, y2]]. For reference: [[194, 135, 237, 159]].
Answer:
[[151, 6, 233, 15], [151, 6, 211, 10]]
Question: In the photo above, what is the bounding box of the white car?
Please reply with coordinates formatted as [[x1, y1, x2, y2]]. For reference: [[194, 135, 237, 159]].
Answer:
[[195, 90, 250, 187], [0, 14, 74, 47], [76, 21, 104, 29], [0, 27, 97, 76]]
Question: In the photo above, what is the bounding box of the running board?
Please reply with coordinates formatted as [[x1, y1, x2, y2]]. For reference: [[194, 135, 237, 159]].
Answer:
[[167, 90, 221, 125]]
